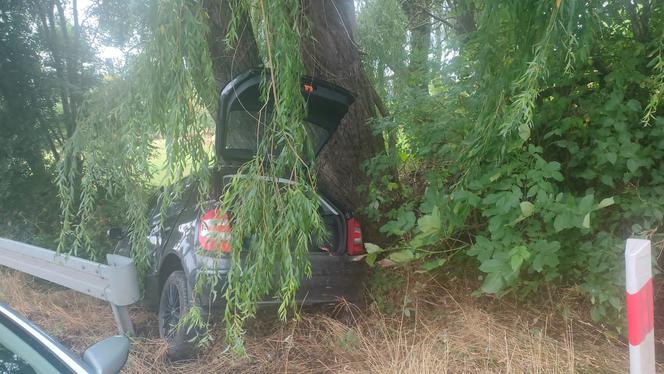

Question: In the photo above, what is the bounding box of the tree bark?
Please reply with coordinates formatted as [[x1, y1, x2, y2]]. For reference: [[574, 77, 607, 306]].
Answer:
[[38, 2, 75, 137], [54, 0, 80, 134], [203, 0, 385, 238], [203, 0, 261, 94], [301, 0, 384, 238], [403, 0, 432, 89]]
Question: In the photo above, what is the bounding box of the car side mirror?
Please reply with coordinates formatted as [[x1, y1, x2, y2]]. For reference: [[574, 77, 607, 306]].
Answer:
[[82, 335, 130, 374], [107, 228, 125, 241]]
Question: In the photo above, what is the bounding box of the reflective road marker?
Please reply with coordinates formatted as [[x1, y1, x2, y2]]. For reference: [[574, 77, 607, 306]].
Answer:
[[625, 239, 655, 374]]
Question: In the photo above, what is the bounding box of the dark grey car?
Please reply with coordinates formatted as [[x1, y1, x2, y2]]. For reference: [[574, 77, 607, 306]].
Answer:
[[114, 71, 367, 359]]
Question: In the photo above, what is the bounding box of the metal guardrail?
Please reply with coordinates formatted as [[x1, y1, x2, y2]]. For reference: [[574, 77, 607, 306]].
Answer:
[[0, 237, 140, 335]]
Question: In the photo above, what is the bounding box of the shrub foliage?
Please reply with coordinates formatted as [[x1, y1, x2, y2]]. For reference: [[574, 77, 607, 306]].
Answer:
[[359, 0, 664, 326]]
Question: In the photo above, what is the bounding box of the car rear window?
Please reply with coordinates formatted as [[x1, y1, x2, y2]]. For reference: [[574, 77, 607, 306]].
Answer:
[[224, 109, 330, 159]]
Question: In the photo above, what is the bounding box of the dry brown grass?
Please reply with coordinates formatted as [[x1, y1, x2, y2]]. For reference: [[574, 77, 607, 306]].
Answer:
[[0, 267, 659, 373]]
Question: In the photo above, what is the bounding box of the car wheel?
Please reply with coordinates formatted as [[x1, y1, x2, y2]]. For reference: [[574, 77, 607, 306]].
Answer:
[[158, 270, 197, 360]]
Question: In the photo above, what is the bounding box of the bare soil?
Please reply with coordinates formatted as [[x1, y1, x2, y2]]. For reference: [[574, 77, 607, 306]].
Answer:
[[0, 267, 661, 373]]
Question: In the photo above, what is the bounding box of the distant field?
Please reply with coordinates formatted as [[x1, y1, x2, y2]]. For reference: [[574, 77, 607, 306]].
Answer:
[[149, 135, 214, 186]]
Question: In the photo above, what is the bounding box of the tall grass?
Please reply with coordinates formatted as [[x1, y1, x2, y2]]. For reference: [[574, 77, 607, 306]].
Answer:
[[0, 268, 649, 373]]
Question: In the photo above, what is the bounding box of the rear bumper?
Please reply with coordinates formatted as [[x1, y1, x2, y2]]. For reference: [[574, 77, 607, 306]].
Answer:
[[293, 253, 367, 304], [193, 253, 367, 307]]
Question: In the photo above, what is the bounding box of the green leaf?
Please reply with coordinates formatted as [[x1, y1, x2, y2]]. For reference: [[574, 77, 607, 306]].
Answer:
[[578, 194, 594, 212], [418, 258, 446, 272], [479, 258, 504, 273], [481, 273, 505, 294], [417, 206, 441, 236], [532, 255, 545, 272], [509, 245, 530, 271], [553, 213, 572, 232], [626, 99, 642, 112], [389, 249, 415, 263], [582, 213, 590, 229], [596, 197, 614, 209], [599, 174, 615, 187], [380, 210, 416, 236], [365, 243, 385, 267], [627, 158, 639, 173], [518, 122, 531, 141], [605, 152, 617, 164], [510, 255, 524, 271], [364, 242, 383, 254], [520, 201, 535, 217], [366, 253, 378, 266]]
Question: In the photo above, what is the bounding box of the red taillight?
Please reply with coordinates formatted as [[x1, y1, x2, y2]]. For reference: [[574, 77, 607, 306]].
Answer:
[[198, 209, 232, 253], [346, 217, 364, 255]]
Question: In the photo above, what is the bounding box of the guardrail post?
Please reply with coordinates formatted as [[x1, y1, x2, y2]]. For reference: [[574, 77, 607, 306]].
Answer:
[[625, 238, 656, 374], [0, 238, 141, 335], [110, 305, 134, 335]]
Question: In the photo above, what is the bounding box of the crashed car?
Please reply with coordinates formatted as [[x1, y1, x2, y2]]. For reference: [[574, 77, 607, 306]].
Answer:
[[114, 70, 367, 359]]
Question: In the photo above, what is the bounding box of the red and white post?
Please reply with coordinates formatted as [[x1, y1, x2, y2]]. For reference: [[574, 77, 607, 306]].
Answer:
[[625, 238, 656, 374]]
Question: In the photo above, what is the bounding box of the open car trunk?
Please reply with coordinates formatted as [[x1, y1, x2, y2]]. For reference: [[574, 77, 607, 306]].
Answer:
[[213, 70, 356, 255], [215, 70, 355, 162]]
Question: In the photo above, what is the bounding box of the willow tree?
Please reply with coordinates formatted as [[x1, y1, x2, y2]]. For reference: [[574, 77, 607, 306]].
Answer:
[[202, 0, 384, 216], [58, 0, 384, 351]]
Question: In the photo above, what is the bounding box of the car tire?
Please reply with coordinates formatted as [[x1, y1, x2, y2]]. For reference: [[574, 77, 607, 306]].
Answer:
[[158, 270, 198, 360]]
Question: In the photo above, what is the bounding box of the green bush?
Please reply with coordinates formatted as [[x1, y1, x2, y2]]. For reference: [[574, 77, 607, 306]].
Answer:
[[362, 10, 664, 327]]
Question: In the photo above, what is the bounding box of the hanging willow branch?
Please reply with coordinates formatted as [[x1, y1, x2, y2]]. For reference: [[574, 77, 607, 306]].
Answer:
[[643, 36, 664, 125], [59, 0, 325, 353], [179, 0, 323, 354], [57, 0, 216, 270], [499, 4, 559, 142], [216, 0, 324, 354], [458, 2, 565, 178]]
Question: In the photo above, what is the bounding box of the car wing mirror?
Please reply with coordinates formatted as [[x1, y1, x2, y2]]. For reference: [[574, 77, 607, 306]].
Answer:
[[82, 335, 130, 374]]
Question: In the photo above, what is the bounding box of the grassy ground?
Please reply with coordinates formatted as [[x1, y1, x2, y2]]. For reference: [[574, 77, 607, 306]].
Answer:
[[1, 267, 657, 373]]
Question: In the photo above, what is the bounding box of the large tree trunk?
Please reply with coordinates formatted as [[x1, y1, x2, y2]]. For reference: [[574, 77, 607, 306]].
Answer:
[[204, 0, 384, 238], [203, 0, 261, 94], [403, 0, 432, 89], [301, 0, 384, 238]]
